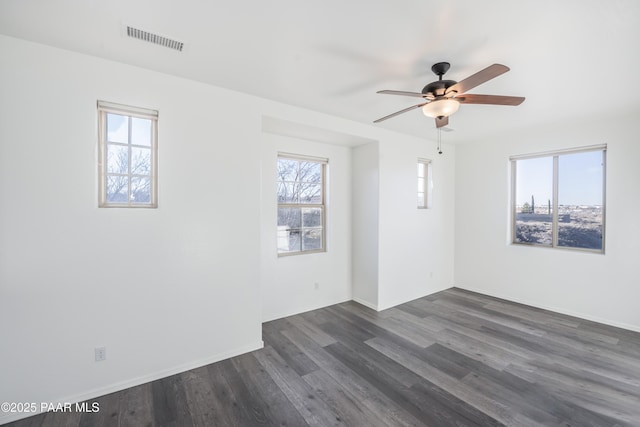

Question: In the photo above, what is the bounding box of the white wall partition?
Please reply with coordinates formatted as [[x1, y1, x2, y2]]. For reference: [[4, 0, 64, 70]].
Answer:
[[351, 142, 380, 309], [377, 138, 456, 310]]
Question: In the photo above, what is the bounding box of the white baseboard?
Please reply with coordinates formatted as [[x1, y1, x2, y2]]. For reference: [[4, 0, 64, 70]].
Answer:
[[351, 296, 379, 311], [455, 285, 640, 333], [262, 297, 352, 323], [0, 341, 264, 425], [376, 285, 452, 312]]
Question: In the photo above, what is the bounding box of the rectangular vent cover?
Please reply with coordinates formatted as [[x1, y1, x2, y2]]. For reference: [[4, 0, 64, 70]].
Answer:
[[126, 26, 184, 52]]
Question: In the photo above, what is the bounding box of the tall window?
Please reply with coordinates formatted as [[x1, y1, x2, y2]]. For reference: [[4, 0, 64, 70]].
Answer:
[[418, 159, 432, 209], [277, 154, 326, 255], [98, 101, 158, 208], [511, 145, 606, 252]]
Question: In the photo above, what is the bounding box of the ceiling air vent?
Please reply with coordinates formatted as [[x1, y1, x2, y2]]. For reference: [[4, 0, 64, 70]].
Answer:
[[126, 26, 184, 52]]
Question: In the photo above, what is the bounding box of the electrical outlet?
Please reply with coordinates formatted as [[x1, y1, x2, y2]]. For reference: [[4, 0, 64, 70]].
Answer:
[[314, 282, 320, 290], [95, 346, 106, 362]]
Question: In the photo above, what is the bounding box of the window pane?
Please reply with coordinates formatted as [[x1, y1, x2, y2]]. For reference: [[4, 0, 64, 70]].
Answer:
[[107, 144, 128, 174], [302, 228, 323, 251], [278, 208, 301, 228], [106, 176, 128, 203], [277, 182, 298, 203], [131, 117, 152, 146], [277, 159, 299, 182], [277, 228, 301, 253], [418, 193, 425, 208], [557, 151, 604, 250], [277, 208, 302, 253], [418, 178, 425, 193], [107, 113, 128, 143], [131, 177, 151, 203], [300, 184, 322, 203], [131, 147, 151, 176], [418, 162, 425, 178], [514, 157, 553, 246], [302, 208, 322, 227], [299, 161, 321, 183]]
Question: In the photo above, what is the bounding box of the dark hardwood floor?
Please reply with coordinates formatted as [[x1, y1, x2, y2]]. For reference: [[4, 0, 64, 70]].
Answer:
[[7, 288, 640, 426]]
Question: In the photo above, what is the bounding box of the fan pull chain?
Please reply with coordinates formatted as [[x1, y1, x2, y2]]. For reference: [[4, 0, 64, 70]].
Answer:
[[437, 128, 443, 155]]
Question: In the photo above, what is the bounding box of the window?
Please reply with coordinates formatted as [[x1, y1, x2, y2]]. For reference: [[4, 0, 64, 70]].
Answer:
[[277, 154, 326, 255], [98, 101, 158, 208], [511, 145, 606, 252], [418, 159, 432, 209]]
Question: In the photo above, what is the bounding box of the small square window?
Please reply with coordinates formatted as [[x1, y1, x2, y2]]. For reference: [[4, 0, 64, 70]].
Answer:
[[98, 101, 158, 208]]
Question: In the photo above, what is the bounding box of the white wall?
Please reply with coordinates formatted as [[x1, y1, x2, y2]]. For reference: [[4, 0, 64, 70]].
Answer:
[[0, 35, 264, 423], [351, 142, 380, 309], [377, 138, 456, 310], [260, 133, 352, 321], [454, 112, 640, 331]]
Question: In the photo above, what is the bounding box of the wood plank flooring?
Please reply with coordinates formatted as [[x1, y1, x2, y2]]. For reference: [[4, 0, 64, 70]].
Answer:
[[7, 288, 640, 426]]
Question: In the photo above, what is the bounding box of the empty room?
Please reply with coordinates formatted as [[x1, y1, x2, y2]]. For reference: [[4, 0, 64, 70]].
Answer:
[[1, 1, 639, 426]]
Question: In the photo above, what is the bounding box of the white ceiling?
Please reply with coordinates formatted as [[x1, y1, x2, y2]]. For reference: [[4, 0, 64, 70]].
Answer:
[[2, 0, 639, 143]]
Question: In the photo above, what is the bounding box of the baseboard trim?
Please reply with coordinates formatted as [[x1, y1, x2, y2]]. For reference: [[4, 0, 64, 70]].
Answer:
[[0, 341, 264, 425], [376, 285, 452, 312], [262, 297, 353, 323], [351, 296, 379, 311], [454, 285, 640, 333]]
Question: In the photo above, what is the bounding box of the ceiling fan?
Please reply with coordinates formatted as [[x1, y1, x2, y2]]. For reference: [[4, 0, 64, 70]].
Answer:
[[374, 62, 525, 128]]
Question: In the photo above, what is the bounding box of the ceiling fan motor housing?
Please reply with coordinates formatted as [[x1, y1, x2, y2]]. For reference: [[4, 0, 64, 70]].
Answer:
[[422, 80, 457, 97], [423, 62, 457, 97]]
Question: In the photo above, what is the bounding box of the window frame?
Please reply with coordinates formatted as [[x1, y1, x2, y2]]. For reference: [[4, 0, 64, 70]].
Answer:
[[98, 101, 158, 208], [276, 153, 327, 257], [510, 144, 606, 253], [417, 158, 432, 209]]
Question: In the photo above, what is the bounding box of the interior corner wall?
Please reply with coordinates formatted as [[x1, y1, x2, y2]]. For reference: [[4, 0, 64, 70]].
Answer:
[[376, 137, 456, 310], [260, 134, 352, 321], [454, 112, 640, 332], [0, 35, 267, 423], [351, 142, 380, 309]]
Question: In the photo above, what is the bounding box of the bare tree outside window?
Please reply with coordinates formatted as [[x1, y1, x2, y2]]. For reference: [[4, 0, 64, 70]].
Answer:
[[277, 156, 326, 255], [98, 102, 158, 208]]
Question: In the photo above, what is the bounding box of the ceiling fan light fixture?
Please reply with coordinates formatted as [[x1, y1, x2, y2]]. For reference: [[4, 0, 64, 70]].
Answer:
[[422, 99, 460, 118]]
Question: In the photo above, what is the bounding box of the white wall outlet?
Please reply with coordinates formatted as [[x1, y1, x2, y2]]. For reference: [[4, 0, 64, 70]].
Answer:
[[314, 282, 320, 290], [95, 346, 106, 362]]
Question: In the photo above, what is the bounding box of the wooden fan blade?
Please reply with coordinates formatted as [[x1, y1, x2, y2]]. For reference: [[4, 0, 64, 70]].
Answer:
[[455, 94, 525, 106], [446, 64, 509, 95], [373, 102, 428, 123], [377, 90, 429, 98], [435, 116, 449, 128]]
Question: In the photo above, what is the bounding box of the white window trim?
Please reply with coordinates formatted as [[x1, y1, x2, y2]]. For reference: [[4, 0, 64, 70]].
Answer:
[[277, 153, 327, 256], [510, 144, 606, 253], [98, 101, 159, 208]]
